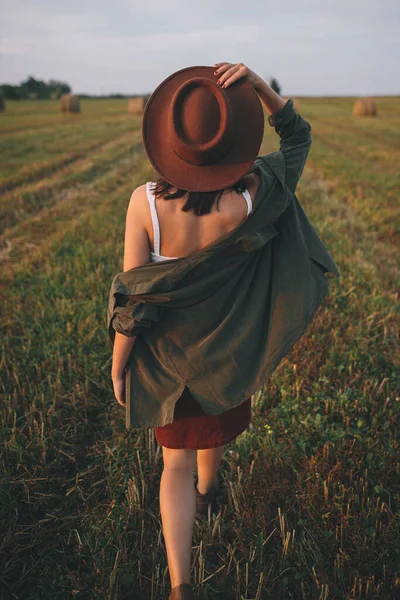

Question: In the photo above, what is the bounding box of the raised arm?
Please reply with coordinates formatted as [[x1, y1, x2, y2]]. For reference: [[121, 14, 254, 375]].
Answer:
[[260, 89, 312, 195], [214, 62, 312, 195]]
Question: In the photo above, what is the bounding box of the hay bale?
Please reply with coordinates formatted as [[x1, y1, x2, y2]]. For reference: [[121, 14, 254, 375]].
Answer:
[[282, 97, 300, 112], [0, 97, 4, 112], [128, 96, 147, 114], [60, 93, 80, 113], [353, 98, 377, 117]]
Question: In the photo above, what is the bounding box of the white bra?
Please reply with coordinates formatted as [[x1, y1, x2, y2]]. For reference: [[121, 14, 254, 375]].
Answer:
[[146, 181, 253, 262]]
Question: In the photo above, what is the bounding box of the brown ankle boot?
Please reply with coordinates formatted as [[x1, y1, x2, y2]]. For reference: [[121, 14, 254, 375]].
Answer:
[[194, 473, 220, 521], [168, 582, 195, 599]]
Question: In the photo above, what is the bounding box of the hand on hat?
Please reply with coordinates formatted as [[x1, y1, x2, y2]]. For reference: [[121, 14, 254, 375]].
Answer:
[[214, 62, 264, 91]]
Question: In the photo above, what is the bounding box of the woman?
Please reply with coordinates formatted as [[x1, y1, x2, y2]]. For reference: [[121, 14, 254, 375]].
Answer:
[[108, 62, 339, 600]]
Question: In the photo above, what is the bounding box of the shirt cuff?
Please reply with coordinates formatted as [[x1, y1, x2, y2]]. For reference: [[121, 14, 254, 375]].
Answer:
[[267, 98, 294, 127]]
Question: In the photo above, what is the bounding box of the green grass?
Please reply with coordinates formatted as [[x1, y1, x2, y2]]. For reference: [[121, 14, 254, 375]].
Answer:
[[0, 98, 399, 599], [0, 99, 141, 183], [301, 97, 400, 239]]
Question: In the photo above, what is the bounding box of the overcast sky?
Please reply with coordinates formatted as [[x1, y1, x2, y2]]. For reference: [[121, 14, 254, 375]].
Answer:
[[1, 0, 399, 96]]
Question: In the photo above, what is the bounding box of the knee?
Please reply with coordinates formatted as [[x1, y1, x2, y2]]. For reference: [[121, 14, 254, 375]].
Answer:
[[162, 448, 197, 472]]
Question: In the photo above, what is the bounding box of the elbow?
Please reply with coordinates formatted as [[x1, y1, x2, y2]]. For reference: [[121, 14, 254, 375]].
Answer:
[[298, 115, 312, 139], [303, 125, 313, 152], [292, 117, 313, 146], [303, 118, 312, 139]]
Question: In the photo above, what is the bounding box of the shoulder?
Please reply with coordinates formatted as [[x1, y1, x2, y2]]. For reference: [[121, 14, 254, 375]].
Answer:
[[248, 153, 285, 191], [125, 183, 153, 232], [244, 172, 261, 206], [128, 183, 148, 211], [245, 172, 261, 190]]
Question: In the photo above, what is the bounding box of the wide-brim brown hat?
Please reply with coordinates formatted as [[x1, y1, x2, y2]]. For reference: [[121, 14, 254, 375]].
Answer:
[[142, 65, 264, 192]]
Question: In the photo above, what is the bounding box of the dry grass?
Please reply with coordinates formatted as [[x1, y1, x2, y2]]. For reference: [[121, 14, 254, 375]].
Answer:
[[0, 97, 399, 599]]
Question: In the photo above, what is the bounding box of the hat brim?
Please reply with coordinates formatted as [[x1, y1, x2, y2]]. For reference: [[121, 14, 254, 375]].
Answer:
[[142, 66, 264, 192]]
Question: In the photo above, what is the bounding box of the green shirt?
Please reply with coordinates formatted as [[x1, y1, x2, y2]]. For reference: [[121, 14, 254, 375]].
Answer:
[[107, 99, 340, 429]]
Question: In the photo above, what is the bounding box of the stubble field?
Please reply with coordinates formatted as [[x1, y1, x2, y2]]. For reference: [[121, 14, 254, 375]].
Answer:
[[0, 97, 399, 599]]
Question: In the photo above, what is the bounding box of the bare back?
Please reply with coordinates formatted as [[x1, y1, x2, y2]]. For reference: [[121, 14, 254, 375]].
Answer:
[[143, 172, 261, 258]]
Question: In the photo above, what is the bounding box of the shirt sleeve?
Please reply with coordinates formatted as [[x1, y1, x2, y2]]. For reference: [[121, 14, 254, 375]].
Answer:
[[107, 280, 164, 345], [265, 98, 312, 195]]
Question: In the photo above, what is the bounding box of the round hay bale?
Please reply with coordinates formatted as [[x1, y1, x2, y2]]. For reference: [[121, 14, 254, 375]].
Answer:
[[68, 95, 80, 113], [0, 97, 4, 112], [282, 97, 300, 112], [128, 96, 146, 114], [60, 94, 69, 112], [60, 93, 80, 113], [353, 98, 377, 117]]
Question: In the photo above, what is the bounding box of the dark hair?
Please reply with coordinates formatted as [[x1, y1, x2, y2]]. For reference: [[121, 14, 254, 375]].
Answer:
[[150, 176, 249, 216]]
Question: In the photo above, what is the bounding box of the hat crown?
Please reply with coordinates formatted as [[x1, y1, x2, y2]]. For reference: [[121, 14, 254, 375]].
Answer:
[[181, 86, 219, 144], [168, 77, 234, 167]]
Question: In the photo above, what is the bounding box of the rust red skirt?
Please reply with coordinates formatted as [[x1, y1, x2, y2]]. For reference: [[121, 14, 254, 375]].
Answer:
[[154, 386, 252, 449]]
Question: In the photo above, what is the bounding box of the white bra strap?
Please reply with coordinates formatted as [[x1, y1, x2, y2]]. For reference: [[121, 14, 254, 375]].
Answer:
[[146, 182, 160, 255], [241, 188, 253, 216]]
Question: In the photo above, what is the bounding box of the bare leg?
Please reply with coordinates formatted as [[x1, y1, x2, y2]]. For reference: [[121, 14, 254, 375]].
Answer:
[[159, 446, 197, 589], [196, 445, 225, 494]]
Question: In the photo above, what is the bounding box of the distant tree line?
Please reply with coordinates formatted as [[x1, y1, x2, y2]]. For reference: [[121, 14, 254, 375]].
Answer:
[[0, 76, 71, 100], [78, 93, 132, 99], [270, 77, 281, 95]]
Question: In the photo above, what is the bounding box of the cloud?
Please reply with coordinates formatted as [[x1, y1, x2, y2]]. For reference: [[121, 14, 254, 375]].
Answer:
[[0, 40, 30, 55], [1, 0, 399, 95]]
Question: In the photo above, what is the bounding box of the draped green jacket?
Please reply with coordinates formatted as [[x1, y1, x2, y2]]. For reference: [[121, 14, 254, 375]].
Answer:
[[107, 99, 340, 429]]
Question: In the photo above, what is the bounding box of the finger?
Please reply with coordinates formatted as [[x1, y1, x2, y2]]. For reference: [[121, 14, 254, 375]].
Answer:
[[116, 395, 126, 407], [218, 64, 243, 86], [214, 63, 233, 76], [218, 64, 240, 84], [221, 68, 246, 88]]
